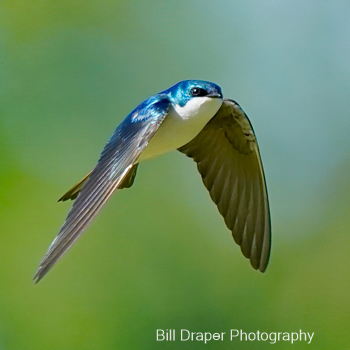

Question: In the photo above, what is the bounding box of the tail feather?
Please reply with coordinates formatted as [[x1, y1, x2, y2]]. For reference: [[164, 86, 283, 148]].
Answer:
[[58, 164, 139, 202], [58, 172, 91, 202]]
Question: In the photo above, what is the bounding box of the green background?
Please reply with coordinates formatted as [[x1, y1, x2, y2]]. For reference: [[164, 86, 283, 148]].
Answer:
[[0, 1, 349, 349]]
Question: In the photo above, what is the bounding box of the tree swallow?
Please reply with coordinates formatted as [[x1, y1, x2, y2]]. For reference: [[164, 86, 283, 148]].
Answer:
[[34, 80, 271, 282]]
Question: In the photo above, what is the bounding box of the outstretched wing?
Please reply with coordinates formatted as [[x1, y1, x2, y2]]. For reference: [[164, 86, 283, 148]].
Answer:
[[178, 99, 271, 272], [34, 98, 170, 282]]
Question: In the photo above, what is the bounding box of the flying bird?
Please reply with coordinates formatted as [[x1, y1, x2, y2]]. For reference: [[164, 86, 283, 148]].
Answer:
[[34, 80, 271, 282]]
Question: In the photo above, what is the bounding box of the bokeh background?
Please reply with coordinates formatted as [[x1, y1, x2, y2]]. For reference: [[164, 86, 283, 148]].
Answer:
[[1, 1, 349, 349]]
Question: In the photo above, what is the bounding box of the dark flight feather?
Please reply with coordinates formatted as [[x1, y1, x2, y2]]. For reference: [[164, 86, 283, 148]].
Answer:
[[178, 99, 271, 272], [34, 99, 169, 282]]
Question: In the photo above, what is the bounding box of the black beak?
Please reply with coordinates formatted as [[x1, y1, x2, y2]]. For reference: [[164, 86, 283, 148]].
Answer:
[[208, 92, 223, 98]]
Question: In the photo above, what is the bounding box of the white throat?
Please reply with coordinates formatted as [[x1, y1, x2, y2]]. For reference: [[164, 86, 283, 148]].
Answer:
[[173, 96, 219, 120], [139, 96, 222, 161]]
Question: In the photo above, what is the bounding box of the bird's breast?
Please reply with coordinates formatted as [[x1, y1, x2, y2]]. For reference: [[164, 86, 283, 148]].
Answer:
[[138, 97, 222, 162]]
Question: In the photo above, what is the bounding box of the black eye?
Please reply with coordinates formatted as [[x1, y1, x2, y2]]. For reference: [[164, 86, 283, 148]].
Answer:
[[190, 87, 207, 97]]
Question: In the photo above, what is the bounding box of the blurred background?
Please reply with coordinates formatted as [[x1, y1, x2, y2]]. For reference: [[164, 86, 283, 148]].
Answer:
[[0, 0, 349, 349]]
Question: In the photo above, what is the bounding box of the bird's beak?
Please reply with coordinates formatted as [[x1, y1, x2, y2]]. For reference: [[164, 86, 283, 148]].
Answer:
[[207, 92, 223, 98]]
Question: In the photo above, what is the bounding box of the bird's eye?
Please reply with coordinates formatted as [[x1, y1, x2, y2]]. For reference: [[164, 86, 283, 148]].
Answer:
[[191, 88, 200, 96], [190, 87, 207, 97]]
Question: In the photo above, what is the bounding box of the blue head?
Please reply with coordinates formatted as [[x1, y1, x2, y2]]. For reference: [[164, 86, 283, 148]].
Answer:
[[126, 80, 223, 123], [164, 80, 223, 107]]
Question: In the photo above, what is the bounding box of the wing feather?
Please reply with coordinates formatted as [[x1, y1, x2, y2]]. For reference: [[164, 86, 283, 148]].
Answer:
[[34, 99, 169, 282], [179, 99, 271, 272]]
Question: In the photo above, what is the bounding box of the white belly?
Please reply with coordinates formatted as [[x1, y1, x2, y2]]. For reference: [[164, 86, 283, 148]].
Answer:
[[138, 96, 222, 162]]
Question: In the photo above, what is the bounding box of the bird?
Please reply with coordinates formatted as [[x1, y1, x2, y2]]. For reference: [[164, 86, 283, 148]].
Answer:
[[34, 80, 271, 282]]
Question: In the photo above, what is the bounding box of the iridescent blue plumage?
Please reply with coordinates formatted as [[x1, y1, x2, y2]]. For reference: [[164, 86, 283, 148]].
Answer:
[[165, 80, 222, 107]]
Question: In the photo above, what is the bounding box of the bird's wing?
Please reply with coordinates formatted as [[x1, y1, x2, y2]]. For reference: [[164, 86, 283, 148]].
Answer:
[[34, 99, 170, 282], [178, 99, 271, 272]]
